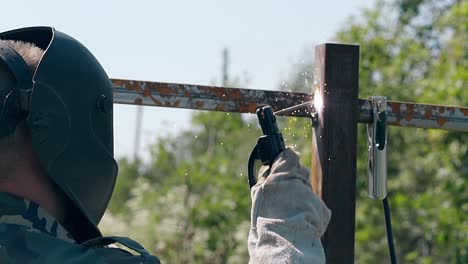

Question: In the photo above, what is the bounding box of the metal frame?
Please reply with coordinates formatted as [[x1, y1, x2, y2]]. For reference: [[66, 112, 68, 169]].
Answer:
[[112, 79, 468, 132], [111, 43, 467, 264]]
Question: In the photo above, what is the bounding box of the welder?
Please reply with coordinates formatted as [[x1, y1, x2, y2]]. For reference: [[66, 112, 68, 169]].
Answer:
[[0, 27, 330, 263]]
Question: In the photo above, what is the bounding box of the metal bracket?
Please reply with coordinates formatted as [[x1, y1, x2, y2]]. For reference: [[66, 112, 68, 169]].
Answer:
[[367, 96, 387, 199]]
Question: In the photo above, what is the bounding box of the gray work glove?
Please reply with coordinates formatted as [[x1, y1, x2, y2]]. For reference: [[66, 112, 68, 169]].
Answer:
[[248, 148, 331, 264]]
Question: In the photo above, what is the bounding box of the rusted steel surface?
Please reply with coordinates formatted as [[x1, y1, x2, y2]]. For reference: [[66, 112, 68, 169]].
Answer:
[[111, 79, 468, 132], [358, 99, 468, 132], [111, 79, 311, 116]]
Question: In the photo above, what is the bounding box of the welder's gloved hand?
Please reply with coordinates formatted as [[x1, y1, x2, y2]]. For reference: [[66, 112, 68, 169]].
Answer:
[[248, 147, 331, 264]]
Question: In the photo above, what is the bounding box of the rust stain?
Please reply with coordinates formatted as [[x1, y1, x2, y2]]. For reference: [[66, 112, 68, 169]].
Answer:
[[236, 102, 255, 114], [195, 101, 204, 108], [121, 80, 132, 91], [143, 87, 151, 97], [156, 86, 174, 96], [404, 104, 414, 122], [210, 86, 232, 101], [438, 106, 445, 114], [113, 79, 123, 87], [390, 102, 401, 115], [247, 102, 258, 113], [173, 100, 181, 107], [424, 107, 432, 119], [436, 118, 447, 127], [462, 108, 468, 116], [229, 89, 245, 101], [130, 82, 142, 92]]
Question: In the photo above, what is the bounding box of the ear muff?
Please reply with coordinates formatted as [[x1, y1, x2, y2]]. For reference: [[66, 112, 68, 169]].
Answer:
[[0, 41, 33, 138]]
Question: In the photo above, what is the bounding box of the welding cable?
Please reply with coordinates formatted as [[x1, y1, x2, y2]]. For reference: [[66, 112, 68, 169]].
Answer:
[[248, 145, 259, 188], [383, 196, 397, 264]]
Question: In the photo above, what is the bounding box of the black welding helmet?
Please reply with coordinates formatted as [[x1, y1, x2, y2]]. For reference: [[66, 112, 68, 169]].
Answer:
[[0, 27, 118, 242]]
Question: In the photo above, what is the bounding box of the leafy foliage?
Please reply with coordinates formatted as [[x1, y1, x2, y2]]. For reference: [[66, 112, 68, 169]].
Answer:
[[100, 0, 467, 263], [334, 0, 467, 262]]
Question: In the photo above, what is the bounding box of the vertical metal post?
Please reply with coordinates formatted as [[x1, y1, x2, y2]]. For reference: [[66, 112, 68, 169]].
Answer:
[[311, 44, 359, 263]]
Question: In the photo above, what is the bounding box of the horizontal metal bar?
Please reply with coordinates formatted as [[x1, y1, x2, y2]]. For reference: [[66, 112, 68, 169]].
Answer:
[[112, 79, 311, 116], [358, 99, 468, 132], [111, 79, 468, 132]]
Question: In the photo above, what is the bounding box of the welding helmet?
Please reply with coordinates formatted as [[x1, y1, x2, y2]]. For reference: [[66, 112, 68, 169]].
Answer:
[[0, 27, 118, 242]]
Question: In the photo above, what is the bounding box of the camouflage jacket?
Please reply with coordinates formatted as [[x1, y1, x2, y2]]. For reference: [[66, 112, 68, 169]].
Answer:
[[0, 192, 160, 264]]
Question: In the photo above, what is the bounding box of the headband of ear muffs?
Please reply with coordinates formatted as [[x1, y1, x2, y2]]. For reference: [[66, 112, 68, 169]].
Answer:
[[0, 41, 34, 138]]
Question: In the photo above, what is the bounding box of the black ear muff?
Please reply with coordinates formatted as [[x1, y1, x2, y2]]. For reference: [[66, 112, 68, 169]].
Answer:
[[0, 41, 33, 138]]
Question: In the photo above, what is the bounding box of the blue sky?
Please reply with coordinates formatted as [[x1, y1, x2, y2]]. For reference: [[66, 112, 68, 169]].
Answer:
[[2, 0, 375, 160]]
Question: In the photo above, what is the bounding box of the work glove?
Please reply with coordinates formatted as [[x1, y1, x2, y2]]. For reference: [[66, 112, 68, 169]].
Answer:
[[248, 148, 331, 264]]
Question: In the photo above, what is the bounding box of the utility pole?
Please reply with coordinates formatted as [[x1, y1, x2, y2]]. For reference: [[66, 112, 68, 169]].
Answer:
[[222, 48, 229, 86]]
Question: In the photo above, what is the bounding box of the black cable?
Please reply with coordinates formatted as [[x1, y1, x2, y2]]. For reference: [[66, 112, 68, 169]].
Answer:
[[248, 145, 259, 188], [383, 196, 397, 264]]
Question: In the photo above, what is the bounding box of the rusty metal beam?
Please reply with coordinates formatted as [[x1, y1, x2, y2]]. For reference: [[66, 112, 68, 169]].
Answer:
[[111, 79, 468, 132], [358, 99, 468, 132], [111, 78, 311, 115]]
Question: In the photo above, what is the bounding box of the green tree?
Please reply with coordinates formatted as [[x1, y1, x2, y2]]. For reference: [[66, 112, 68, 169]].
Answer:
[[102, 78, 258, 263], [334, 0, 467, 262], [101, 0, 467, 263]]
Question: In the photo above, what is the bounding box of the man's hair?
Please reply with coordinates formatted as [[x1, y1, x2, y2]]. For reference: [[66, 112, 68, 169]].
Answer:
[[1, 40, 44, 74]]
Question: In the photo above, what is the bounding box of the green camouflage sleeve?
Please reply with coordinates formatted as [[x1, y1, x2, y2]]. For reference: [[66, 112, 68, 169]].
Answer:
[[0, 192, 160, 264]]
